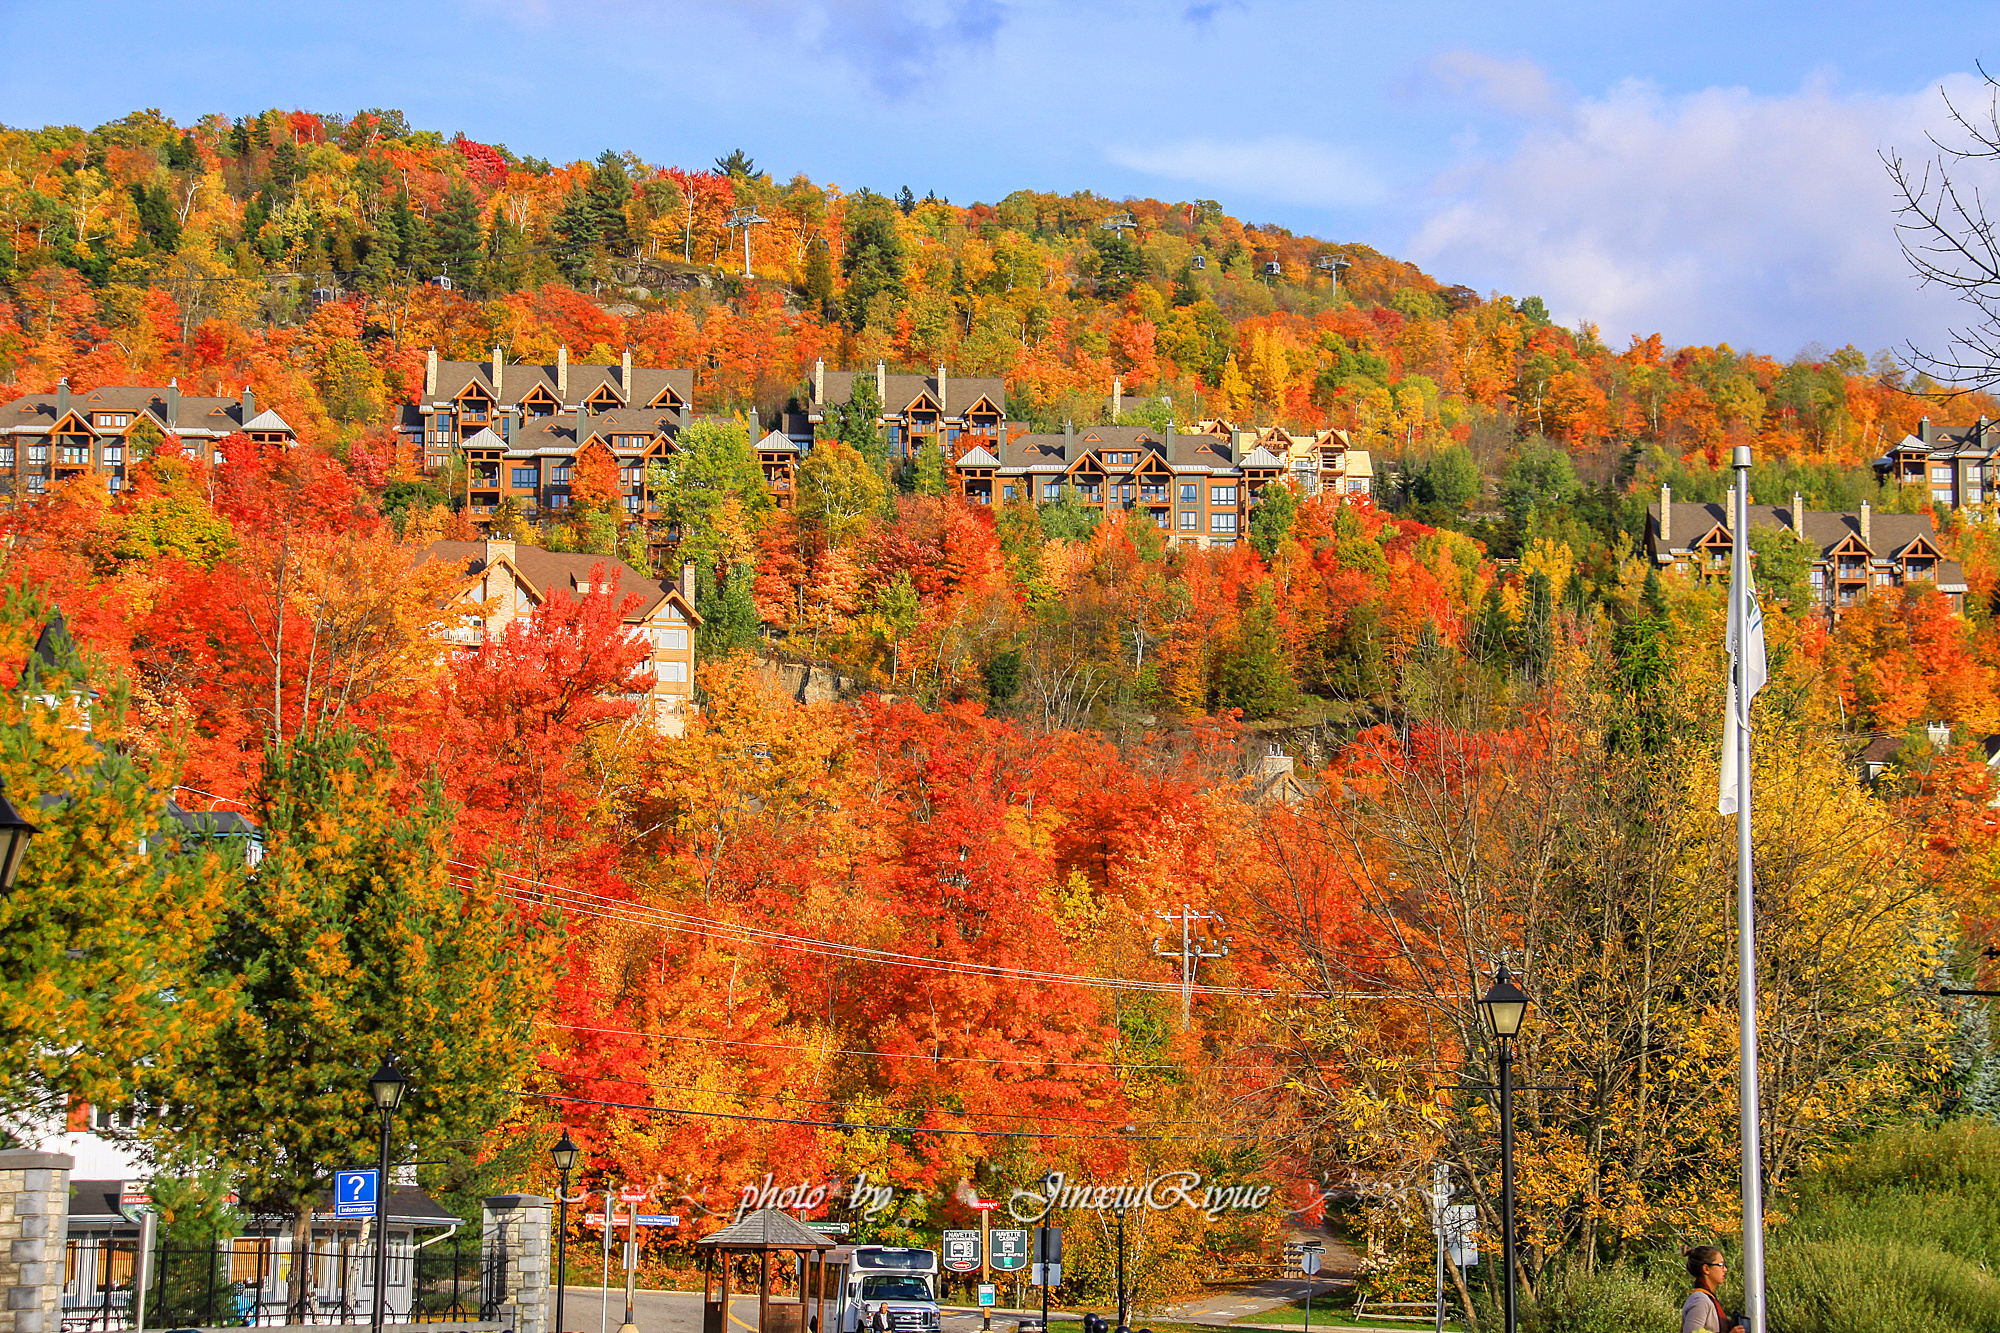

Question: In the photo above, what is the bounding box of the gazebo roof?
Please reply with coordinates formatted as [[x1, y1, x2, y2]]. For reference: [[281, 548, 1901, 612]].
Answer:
[[697, 1208, 836, 1250]]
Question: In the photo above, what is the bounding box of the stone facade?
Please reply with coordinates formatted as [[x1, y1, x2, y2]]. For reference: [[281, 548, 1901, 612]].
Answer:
[[0, 1150, 72, 1333], [481, 1195, 551, 1333]]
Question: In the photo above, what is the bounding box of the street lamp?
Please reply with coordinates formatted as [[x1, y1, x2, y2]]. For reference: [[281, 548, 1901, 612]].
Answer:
[[552, 1130, 580, 1333], [367, 1057, 408, 1333], [0, 783, 37, 891], [1478, 966, 1529, 1333]]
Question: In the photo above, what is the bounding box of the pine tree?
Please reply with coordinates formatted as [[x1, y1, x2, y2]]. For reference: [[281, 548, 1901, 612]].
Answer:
[[1215, 581, 1298, 718], [1247, 483, 1298, 561], [153, 729, 554, 1312], [696, 562, 764, 659]]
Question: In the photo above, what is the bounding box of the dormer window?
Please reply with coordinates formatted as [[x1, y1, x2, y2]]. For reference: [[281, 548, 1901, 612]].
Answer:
[[94, 414, 130, 429]]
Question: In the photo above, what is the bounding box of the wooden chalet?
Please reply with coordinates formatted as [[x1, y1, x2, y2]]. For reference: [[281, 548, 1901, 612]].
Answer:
[[1874, 415, 2000, 509], [421, 538, 702, 735], [401, 348, 696, 525], [1646, 484, 1967, 614], [0, 379, 294, 497], [790, 359, 1007, 463]]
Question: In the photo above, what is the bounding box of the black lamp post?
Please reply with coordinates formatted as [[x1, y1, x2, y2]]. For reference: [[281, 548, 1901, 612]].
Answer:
[[552, 1130, 580, 1333], [1477, 966, 1529, 1333], [1113, 1205, 1128, 1333], [0, 783, 38, 892], [367, 1057, 408, 1333]]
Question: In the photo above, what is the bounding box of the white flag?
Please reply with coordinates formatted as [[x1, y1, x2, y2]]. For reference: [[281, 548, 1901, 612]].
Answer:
[[1719, 560, 1767, 815]]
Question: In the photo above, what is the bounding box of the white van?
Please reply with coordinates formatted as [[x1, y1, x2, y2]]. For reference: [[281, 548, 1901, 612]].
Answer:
[[811, 1246, 943, 1333]]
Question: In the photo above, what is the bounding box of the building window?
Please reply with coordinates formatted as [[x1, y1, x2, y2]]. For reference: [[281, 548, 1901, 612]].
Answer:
[[1179, 511, 1198, 530], [108, 474, 122, 492], [1043, 482, 1061, 502], [549, 493, 570, 508], [552, 465, 573, 484], [661, 660, 689, 683], [623, 494, 641, 512], [512, 467, 537, 488], [1211, 513, 1239, 533], [26, 475, 44, 494], [1117, 483, 1135, 502], [620, 466, 643, 487], [1933, 465, 1954, 483], [94, 414, 129, 428], [28, 445, 47, 466], [57, 443, 88, 466], [1153, 510, 1169, 528], [656, 627, 689, 651], [101, 445, 122, 465], [1140, 482, 1166, 502], [1078, 483, 1102, 502], [1179, 482, 1198, 504], [1002, 484, 1018, 500], [1935, 489, 1955, 506], [1211, 485, 1238, 505]]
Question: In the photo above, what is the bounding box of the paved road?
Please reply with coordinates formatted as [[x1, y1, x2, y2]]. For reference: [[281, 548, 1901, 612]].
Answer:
[[558, 1289, 1065, 1333]]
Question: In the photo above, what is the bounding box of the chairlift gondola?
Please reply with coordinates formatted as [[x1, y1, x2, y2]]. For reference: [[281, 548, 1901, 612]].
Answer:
[[309, 287, 337, 308], [431, 268, 453, 291]]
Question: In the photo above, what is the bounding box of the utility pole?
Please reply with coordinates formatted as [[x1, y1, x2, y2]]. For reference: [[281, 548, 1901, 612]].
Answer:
[[1154, 905, 1229, 1030]]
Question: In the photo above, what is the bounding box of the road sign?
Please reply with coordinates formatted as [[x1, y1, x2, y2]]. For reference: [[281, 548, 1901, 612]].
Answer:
[[1033, 1227, 1062, 1264], [334, 1169, 379, 1219], [1441, 1204, 1478, 1267], [618, 1187, 650, 1203], [585, 1213, 680, 1228], [943, 1230, 981, 1273], [977, 1285, 996, 1308], [1299, 1250, 1322, 1276], [808, 1221, 851, 1236], [971, 1200, 999, 1211], [989, 1229, 1029, 1272], [1030, 1262, 1061, 1288]]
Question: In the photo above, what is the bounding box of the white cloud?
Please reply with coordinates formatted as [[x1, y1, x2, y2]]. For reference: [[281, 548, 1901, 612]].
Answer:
[[1108, 136, 1384, 209], [1405, 72, 1993, 356], [1423, 49, 1565, 118]]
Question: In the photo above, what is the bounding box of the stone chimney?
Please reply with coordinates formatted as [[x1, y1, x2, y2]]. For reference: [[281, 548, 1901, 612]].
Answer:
[[937, 363, 948, 411], [876, 361, 886, 402], [490, 347, 504, 398], [680, 560, 696, 604], [1659, 482, 1672, 544], [1259, 742, 1294, 781], [1064, 419, 1074, 453], [749, 406, 761, 441], [1113, 375, 1123, 422], [484, 538, 516, 567], [622, 347, 633, 403], [241, 385, 256, 426], [1860, 499, 1872, 548], [166, 377, 180, 429], [557, 345, 569, 401], [55, 377, 69, 417], [813, 357, 825, 404], [1792, 491, 1805, 536], [425, 347, 438, 397]]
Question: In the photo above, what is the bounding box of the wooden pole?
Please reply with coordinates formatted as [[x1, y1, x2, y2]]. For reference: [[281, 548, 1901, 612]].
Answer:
[[760, 1250, 772, 1333], [721, 1248, 731, 1333]]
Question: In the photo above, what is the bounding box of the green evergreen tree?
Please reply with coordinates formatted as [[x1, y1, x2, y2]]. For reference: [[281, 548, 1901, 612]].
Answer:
[[841, 191, 906, 330], [1247, 483, 1298, 560], [803, 240, 837, 320], [587, 151, 632, 253], [154, 729, 553, 1313], [696, 562, 765, 658], [646, 421, 771, 575], [1215, 581, 1299, 719], [433, 181, 484, 292], [1518, 569, 1555, 682], [912, 441, 949, 497]]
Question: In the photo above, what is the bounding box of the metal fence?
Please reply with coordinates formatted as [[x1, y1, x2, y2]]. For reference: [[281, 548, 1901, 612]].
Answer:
[[61, 1232, 489, 1330]]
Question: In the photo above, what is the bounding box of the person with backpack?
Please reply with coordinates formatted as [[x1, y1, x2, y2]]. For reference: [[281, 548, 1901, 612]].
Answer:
[[1681, 1247, 1745, 1333]]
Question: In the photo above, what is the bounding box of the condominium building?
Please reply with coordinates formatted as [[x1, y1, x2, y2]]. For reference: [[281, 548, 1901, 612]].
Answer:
[[0, 379, 293, 496], [1875, 416, 1996, 508], [1646, 485, 1966, 613]]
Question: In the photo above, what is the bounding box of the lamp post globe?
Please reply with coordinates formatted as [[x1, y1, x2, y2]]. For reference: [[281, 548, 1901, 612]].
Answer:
[[552, 1130, 580, 1333], [1477, 966, 1530, 1333], [0, 786, 37, 892], [366, 1057, 407, 1333]]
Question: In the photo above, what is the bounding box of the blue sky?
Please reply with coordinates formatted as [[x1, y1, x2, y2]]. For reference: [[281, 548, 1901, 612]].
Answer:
[[0, 0, 1994, 360]]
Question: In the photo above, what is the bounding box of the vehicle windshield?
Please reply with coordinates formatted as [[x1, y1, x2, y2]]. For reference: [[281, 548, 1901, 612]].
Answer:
[[861, 1277, 934, 1303]]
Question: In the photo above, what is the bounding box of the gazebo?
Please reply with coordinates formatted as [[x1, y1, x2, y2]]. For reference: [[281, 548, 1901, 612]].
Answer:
[[696, 1208, 839, 1333]]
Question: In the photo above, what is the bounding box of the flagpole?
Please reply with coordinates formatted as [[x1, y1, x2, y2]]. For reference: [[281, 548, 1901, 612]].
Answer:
[[1731, 444, 1767, 1333]]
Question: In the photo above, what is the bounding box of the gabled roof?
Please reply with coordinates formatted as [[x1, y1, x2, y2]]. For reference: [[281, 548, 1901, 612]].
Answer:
[[956, 445, 1001, 468], [756, 429, 800, 454], [0, 387, 260, 439], [816, 368, 1007, 417], [459, 427, 506, 451], [1241, 446, 1285, 467], [240, 408, 293, 433], [422, 541, 702, 627], [428, 359, 693, 418], [697, 1207, 835, 1250]]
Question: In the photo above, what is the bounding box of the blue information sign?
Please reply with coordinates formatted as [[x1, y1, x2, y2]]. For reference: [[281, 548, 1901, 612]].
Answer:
[[334, 1169, 379, 1218]]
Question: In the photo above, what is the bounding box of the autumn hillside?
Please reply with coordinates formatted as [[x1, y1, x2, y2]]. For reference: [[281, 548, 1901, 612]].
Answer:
[[3, 105, 2000, 1333]]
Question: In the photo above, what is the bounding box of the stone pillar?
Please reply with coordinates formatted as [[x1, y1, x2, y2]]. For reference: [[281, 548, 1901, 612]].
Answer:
[[0, 1150, 73, 1333], [483, 1194, 551, 1333]]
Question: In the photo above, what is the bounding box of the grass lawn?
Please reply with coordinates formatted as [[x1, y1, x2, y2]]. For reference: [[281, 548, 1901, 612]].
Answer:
[[1224, 1295, 1464, 1332]]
